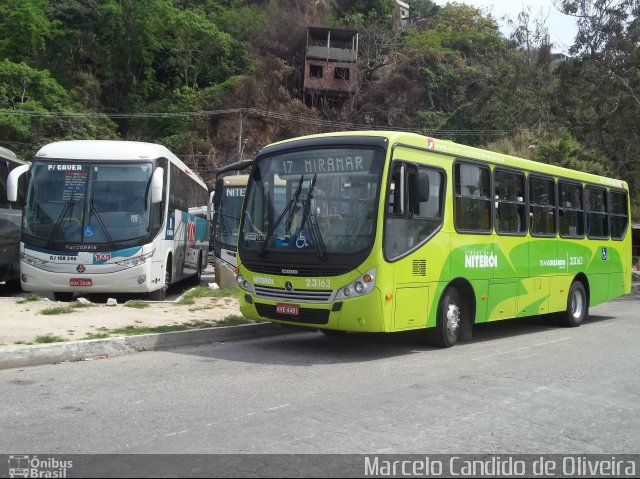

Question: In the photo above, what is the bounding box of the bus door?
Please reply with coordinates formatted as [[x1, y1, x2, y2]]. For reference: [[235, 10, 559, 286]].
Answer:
[[385, 156, 447, 331]]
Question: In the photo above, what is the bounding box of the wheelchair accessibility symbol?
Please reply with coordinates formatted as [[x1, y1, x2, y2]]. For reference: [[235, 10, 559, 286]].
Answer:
[[84, 226, 96, 238], [296, 232, 309, 249], [601, 247, 607, 260]]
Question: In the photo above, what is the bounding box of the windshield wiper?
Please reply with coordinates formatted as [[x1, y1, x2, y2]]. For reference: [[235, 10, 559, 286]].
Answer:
[[300, 174, 327, 260], [47, 198, 74, 247], [258, 175, 304, 257], [88, 202, 115, 249]]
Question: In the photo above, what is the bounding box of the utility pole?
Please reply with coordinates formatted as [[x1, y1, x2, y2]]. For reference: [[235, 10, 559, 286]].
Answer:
[[237, 109, 244, 160]]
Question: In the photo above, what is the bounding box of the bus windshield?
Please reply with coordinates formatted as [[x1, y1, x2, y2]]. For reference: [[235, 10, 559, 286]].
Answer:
[[23, 161, 153, 246], [216, 183, 246, 250], [241, 147, 383, 255]]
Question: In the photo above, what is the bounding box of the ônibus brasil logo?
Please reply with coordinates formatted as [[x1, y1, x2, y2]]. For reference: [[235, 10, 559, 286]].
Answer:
[[8, 455, 73, 478]]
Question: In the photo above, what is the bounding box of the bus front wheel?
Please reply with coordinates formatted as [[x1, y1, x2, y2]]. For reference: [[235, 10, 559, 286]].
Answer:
[[149, 261, 171, 301], [560, 281, 587, 327], [431, 288, 463, 348]]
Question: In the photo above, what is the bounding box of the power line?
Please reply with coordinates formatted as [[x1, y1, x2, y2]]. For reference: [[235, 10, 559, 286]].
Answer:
[[0, 107, 520, 137]]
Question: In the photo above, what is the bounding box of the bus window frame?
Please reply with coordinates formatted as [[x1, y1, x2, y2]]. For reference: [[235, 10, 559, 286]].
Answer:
[[452, 158, 493, 235], [528, 173, 558, 238], [584, 184, 609, 240], [493, 166, 528, 237], [558, 178, 585, 239], [608, 188, 629, 241]]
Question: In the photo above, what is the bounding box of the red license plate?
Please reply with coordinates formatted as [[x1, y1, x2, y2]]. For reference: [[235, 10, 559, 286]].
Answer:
[[276, 303, 300, 316], [70, 278, 92, 287]]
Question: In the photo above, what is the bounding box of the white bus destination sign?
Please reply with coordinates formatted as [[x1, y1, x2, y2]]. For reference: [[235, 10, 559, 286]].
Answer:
[[278, 149, 379, 176]]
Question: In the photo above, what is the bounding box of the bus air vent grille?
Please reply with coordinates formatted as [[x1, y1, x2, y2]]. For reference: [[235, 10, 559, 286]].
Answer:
[[412, 260, 427, 276]]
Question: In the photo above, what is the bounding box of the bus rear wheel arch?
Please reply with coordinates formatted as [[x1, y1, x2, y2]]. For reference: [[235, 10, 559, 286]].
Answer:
[[559, 277, 589, 327]]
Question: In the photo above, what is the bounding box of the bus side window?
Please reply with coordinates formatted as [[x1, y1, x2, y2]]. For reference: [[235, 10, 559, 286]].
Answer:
[[530, 176, 556, 236], [385, 162, 444, 260], [609, 190, 628, 240], [388, 164, 403, 215]]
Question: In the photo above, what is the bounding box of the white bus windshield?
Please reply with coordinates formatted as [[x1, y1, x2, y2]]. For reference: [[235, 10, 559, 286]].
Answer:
[[24, 161, 153, 245], [241, 148, 383, 255]]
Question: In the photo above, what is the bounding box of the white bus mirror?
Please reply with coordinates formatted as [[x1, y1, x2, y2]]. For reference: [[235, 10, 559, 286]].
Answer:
[[151, 167, 164, 204], [7, 164, 30, 202]]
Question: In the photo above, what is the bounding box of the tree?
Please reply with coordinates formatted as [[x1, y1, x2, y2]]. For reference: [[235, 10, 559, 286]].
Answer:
[[0, 0, 61, 64]]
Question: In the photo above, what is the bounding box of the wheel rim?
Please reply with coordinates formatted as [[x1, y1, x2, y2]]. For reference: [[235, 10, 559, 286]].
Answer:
[[446, 301, 460, 338], [570, 287, 584, 320]]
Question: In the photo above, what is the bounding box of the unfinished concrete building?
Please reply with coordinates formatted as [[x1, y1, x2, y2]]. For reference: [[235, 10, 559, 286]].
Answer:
[[303, 27, 359, 104]]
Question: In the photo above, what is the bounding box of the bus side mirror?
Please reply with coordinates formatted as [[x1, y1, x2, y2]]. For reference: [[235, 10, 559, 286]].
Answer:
[[151, 167, 164, 204], [7, 164, 30, 202]]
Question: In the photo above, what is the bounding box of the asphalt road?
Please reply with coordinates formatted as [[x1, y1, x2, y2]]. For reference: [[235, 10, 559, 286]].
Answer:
[[1, 296, 639, 457]]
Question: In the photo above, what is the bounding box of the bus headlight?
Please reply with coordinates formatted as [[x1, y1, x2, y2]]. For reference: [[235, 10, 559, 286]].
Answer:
[[21, 252, 47, 267], [336, 269, 376, 300], [236, 274, 255, 294], [115, 249, 154, 268]]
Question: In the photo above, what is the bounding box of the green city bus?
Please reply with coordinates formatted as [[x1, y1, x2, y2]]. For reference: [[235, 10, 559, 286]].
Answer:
[[236, 132, 631, 347]]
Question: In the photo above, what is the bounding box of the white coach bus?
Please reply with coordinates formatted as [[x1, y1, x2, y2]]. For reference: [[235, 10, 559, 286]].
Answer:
[[7, 140, 209, 301]]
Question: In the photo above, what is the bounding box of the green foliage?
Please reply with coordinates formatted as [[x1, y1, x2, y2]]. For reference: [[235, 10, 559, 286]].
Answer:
[[177, 286, 235, 305], [124, 301, 150, 309], [531, 131, 608, 175], [408, 0, 440, 19], [35, 334, 67, 343], [335, 0, 393, 18], [0, 0, 62, 62], [16, 293, 41, 304]]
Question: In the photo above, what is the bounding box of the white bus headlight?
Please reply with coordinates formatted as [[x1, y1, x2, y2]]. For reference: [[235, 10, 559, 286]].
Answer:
[[115, 249, 154, 268], [21, 252, 47, 267], [336, 269, 376, 300]]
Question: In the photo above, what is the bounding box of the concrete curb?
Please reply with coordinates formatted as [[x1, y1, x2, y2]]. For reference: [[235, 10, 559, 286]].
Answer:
[[0, 322, 293, 370]]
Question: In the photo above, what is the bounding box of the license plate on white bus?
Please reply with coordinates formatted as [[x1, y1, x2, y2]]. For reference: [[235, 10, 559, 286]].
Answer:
[[70, 278, 92, 287], [276, 303, 300, 316]]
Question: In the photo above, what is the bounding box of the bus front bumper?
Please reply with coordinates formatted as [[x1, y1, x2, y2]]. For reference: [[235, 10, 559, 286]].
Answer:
[[238, 287, 386, 333], [19, 260, 160, 294]]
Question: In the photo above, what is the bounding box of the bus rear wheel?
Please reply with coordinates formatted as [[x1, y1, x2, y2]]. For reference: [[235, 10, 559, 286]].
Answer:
[[559, 281, 587, 327], [430, 288, 462, 348], [189, 252, 203, 286]]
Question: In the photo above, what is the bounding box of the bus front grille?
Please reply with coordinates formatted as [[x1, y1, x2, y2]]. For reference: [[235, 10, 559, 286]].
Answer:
[[255, 303, 330, 325], [254, 285, 333, 303]]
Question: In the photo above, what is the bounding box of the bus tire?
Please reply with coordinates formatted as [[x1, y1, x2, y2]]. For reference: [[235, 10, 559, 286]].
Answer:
[[53, 292, 74, 302], [149, 258, 171, 301], [559, 281, 588, 327], [189, 252, 203, 286], [431, 287, 463, 348]]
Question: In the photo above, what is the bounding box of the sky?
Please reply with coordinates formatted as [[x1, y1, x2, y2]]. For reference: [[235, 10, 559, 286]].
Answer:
[[433, 0, 578, 53]]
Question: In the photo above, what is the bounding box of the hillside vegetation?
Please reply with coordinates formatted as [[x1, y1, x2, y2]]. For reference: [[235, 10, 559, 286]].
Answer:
[[1, 0, 639, 215]]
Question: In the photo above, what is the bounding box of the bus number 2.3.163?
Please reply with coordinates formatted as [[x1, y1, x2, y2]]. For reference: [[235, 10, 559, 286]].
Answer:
[[306, 278, 331, 288], [570, 256, 584, 266]]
